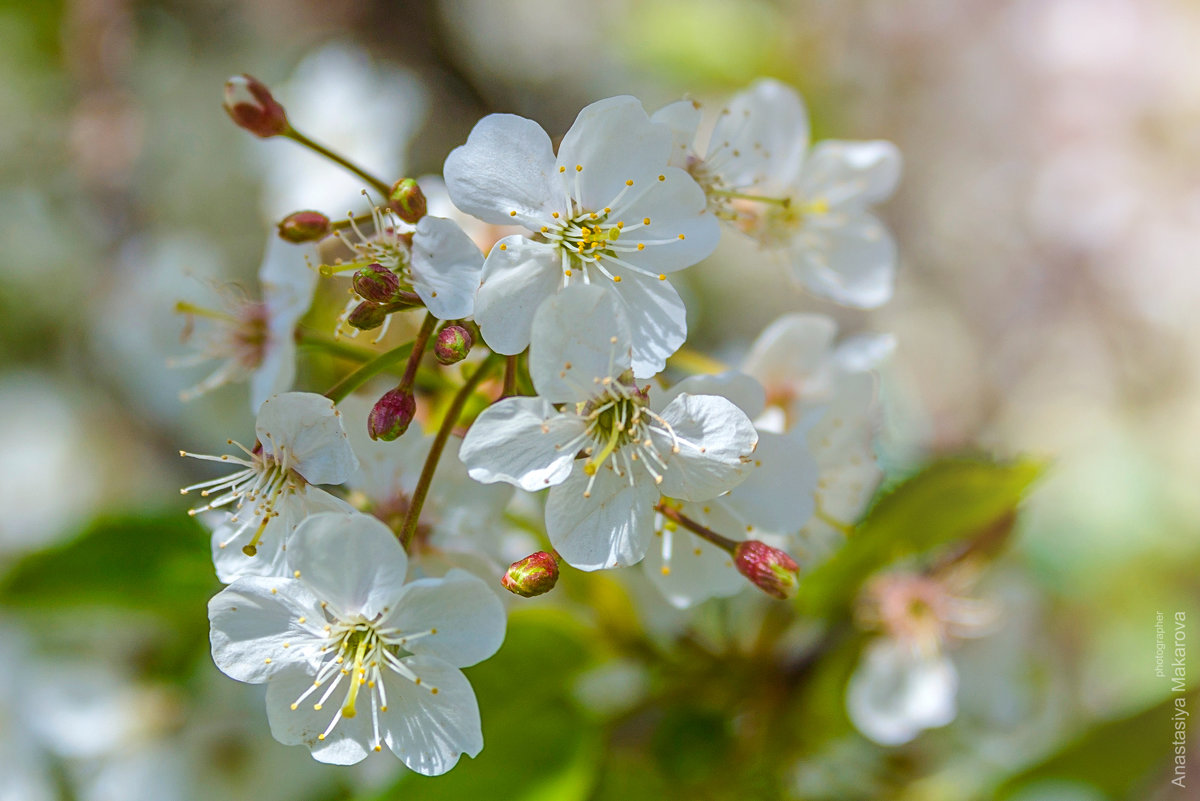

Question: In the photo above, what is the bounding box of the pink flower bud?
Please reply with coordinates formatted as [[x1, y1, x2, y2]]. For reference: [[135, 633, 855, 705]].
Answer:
[[501, 552, 559, 597], [277, 210, 331, 243], [352, 264, 402, 303], [389, 178, 427, 224], [347, 301, 390, 331], [734, 541, 801, 600], [223, 74, 288, 138], [367, 388, 416, 441], [433, 325, 473, 365]]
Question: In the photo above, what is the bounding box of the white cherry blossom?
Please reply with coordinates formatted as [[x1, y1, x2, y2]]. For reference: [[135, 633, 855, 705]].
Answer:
[[174, 236, 317, 412], [443, 95, 720, 376], [655, 79, 901, 308], [459, 285, 757, 570], [845, 638, 958, 746], [208, 511, 506, 771], [180, 392, 358, 582]]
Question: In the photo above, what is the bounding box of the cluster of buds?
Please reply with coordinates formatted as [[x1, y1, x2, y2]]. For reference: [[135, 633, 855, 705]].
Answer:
[[348, 264, 420, 332]]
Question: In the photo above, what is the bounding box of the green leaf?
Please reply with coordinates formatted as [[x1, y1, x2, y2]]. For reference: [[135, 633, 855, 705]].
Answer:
[[798, 459, 1043, 618], [359, 608, 602, 801]]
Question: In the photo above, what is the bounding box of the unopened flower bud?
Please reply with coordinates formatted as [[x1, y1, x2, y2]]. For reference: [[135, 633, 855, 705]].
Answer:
[[277, 210, 331, 243], [367, 388, 416, 441], [353, 264, 402, 303], [389, 178, 427, 224], [501, 552, 559, 597], [734, 541, 801, 600], [434, 325, 473, 365], [347, 301, 390, 331], [223, 74, 288, 138]]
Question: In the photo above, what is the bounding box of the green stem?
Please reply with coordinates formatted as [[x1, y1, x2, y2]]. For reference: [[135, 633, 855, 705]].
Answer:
[[655, 502, 739, 554], [284, 127, 391, 197], [296, 329, 375, 362], [710, 188, 792, 207], [502, 354, 518, 397], [399, 353, 502, 550], [324, 341, 414, 404]]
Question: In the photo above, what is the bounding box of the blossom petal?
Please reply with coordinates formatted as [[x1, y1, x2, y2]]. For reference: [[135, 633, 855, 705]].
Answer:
[[443, 113, 559, 227], [255, 392, 358, 486], [254, 239, 317, 413], [833, 332, 896, 373], [473, 237, 563, 355], [545, 465, 659, 570], [250, 327, 298, 415], [381, 655, 483, 775], [654, 394, 758, 501], [265, 664, 374, 765], [379, 569, 506, 668], [209, 577, 326, 684], [556, 96, 672, 213], [790, 212, 897, 309], [709, 78, 810, 191], [721, 430, 818, 534], [799, 140, 902, 209], [459, 397, 586, 491], [287, 511, 409, 620], [655, 371, 766, 419], [642, 513, 743, 609], [741, 313, 837, 399], [607, 272, 687, 379], [529, 284, 631, 403], [650, 99, 702, 169], [612, 166, 719, 273], [845, 640, 958, 746], [410, 216, 484, 320]]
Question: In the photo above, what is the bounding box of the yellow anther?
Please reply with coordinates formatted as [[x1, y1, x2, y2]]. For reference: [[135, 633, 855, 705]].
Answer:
[[552, 211, 559, 218], [559, 166, 566, 173], [613, 275, 622, 283], [658, 273, 665, 280], [657, 174, 666, 181], [564, 269, 572, 276], [637, 243, 645, 251], [575, 164, 583, 172], [661, 566, 671, 575], [616, 221, 624, 229], [677, 234, 685, 240], [509, 210, 517, 217], [293, 570, 301, 578], [604, 207, 611, 213], [499, 243, 508, 251], [625, 179, 634, 186], [642, 217, 651, 225]]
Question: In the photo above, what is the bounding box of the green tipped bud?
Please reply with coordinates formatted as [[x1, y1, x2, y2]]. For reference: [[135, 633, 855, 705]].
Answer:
[[389, 178, 427, 224], [367, 388, 416, 441], [223, 74, 288, 138], [501, 552, 559, 597], [352, 263, 402, 303], [734, 540, 801, 600], [347, 301, 390, 331], [277, 210, 331, 243], [433, 325, 473, 365]]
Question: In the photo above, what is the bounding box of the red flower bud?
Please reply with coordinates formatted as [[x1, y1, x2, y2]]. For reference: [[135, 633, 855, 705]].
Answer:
[[367, 388, 416, 441], [277, 210, 331, 243], [433, 325, 473, 365], [223, 74, 288, 138], [352, 264, 402, 304], [501, 552, 559, 597], [347, 301, 390, 331], [389, 178, 427, 224], [734, 540, 801, 600]]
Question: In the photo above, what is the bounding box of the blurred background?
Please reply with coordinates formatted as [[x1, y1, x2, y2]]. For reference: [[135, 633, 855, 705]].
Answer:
[[1, 0, 1196, 799]]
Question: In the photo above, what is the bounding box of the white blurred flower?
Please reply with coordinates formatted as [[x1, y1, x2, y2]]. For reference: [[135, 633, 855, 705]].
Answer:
[[258, 43, 427, 219], [460, 285, 757, 570], [174, 236, 317, 412], [181, 392, 358, 582], [845, 638, 958, 746], [444, 95, 720, 376], [208, 511, 506, 771]]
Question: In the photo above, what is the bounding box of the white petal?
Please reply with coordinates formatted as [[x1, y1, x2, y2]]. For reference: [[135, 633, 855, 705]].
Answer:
[[287, 511, 409, 619], [443, 113, 559, 227], [650, 99, 702, 169], [742, 313, 837, 397], [607, 272, 687, 379], [259, 237, 318, 320], [833, 332, 896, 373], [209, 577, 326, 683], [655, 394, 758, 501], [720, 430, 817, 534], [790, 212, 897, 309], [612, 167, 719, 273], [265, 664, 374, 765], [410, 216, 484, 320], [382, 655, 483, 775], [642, 511, 743, 609], [555, 96, 672, 213], [459, 397, 586, 491], [339, 395, 430, 502], [545, 465, 658, 571], [379, 569, 506, 668], [655, 371, 766, 419], [708, 78, 809, 191], [473, 237, 563, 355], [255, 392, 358, 486], [845, 640, 958, 746], [250, 324, 298, 415], [529, 284, 631, 403], [798, 140, 902, 208]]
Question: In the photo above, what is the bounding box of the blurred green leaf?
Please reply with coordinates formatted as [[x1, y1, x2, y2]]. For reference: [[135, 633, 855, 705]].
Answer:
[[0, 508, 216, 616], [799, 459, 1043, 618], [361, 608, 602, 801]]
